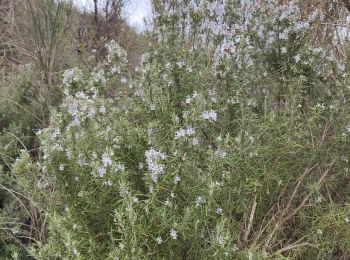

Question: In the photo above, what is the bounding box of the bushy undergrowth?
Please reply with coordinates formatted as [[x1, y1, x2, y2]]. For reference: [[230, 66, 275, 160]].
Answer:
[[2, 0, 350, 259], [0, 64, 46, 259]]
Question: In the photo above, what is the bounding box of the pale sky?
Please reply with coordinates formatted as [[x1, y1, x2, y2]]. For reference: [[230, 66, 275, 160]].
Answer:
[[74, 0, 152, 31]]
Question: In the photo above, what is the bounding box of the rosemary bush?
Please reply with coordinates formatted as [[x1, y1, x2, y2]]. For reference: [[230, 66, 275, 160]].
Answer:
[[5, 1, 350, 259]]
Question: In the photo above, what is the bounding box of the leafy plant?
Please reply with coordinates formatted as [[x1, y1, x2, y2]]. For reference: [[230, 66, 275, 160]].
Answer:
[[2, 1, 350, 259]]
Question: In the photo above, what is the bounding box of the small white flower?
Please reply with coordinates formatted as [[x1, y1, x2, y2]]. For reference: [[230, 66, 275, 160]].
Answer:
[[216, 207, 223, 215], [121, 77, 128, 84], [99, 105, 106, 114], [175, 128, 186, 139], [111, 65, 118, 74], [59, 164, 65, 171], [51, 128, 61, 139], [281, 47, 287, 54], [73, 248, 78, 255], [36, 129, 42, 135], [294, 54, 301, 63], [215, 149, 227, 158], [174, 175, 181, 184], [115, 163, 125, 172], [66, 149, 72, 159], [145, 148, 166, 183], [171, 192, 175, 198], [170, 228, 177, 240], [279, 30, 289, 40], [102, 153, 112, 167], [345, 217, 349, 224], [201, 110, 217, 121], [176, 61, 185, 68], [72, 117, 81, 126], [62, 67, 82, 85], [218, 235, 225, 246], [97, 166, 106, 177], [195, 196, 203, 207], [73, 224, 77, 230], [192, 138, 199, 146], [294, 21, 309, 31], [150, 103, 156, 111], [186, 126, 195, 136], [175, 126, 195, 140], [139, 162, 144, 169], [338, 64, 345, 71], [156, 236, 163, 244]]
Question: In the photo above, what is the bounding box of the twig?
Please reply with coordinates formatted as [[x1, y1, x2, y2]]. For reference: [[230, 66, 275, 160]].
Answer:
[[252, 211, 278, 248], [244, 194, 257, 242], [264, 160, 335, 250], [276, 242, 316, 255], [5, 130, 27, 150], [286, 160, 335, 221], [259, 164, 317, 249], [285, 163, 319, 214]]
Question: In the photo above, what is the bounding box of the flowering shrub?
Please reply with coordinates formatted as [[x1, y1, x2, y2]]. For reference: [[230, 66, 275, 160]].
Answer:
[[6, 1, 350, 259]]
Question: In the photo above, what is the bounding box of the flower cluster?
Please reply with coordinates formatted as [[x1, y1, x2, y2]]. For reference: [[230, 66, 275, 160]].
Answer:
[[63, 90, 97, 128], [145, 148, 166, 183], [201, 110, 217, 122], [62, 67, 83, 87], [105, 40, 128, 64], [174, 126, 195, 140]]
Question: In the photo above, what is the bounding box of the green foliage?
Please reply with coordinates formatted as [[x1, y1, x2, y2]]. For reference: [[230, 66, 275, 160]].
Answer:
[[27, 3, 350, 257], [1, 1, 350, 259], [0, 65, 40, 168], [0, 65, 40, 258]]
